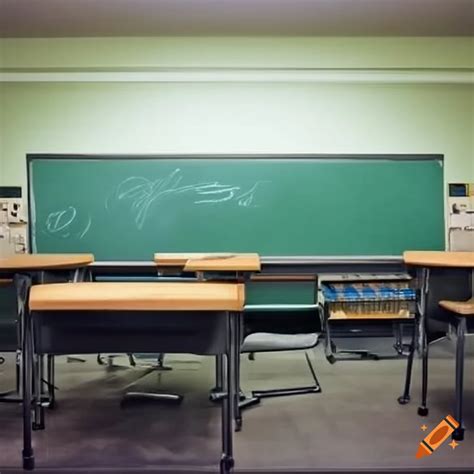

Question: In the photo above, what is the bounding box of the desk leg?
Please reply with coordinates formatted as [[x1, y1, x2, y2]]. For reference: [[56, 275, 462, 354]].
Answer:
[[32, 352, 45, 430], [220, 312, 236, 474], [234, 316, 243, 432], [452, 317, 466, 441], [21, 287, 35, 470], [398, 320, 416, 404], [210, 355, 224, 401], [417, 268, 430, 417], [46, 355, 56, 408]]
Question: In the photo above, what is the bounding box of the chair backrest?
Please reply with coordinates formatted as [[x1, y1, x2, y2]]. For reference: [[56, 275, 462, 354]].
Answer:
[[425, 267, 472, 339], [0, 281, 18, 351], [243, 275, 320, 336]]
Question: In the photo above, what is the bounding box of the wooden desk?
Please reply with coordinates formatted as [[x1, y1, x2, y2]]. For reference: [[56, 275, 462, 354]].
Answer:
[[0, 253, 95, 407], [0, 253, 94, 271], [404, 251, 474, 268], [154, 253, 261, 272], [403, 250, 474, 430], [403, 250, 474, 321], [23, 281, 242, 473], [30, 282, 245, 312]]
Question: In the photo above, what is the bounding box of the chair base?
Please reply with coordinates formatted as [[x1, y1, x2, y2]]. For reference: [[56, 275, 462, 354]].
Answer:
[[0, 390, 21, 403], [247, 351, 321, 400], [121, 391, 183, 407], [129, 353, 173, 371], [0, 392, 54, 405], [47, 399, 57, 409], [97, 354, 134, 370], [210, 390, 247, 403], [120, 354, 183, 406], [235, 396, 261, 431], [252, 385, 321, 399], [239, 395, 260, 409], [67, 356, 86, 363], [327, 349, 380, 364]]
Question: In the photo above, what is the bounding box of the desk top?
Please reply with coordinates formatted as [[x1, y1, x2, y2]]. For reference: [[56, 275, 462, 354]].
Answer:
[[154, 253, 261, 272], [403, 251, 474, 268], [0, 254, 94, 271], [30, 282, 245, 312]]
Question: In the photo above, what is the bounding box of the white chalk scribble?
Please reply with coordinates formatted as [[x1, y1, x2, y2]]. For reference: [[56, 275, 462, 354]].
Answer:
[[108, 168, 268, 229], [45, 206, 92, 239]]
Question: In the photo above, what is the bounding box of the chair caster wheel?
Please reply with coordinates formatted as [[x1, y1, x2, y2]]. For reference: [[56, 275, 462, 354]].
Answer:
[[23, 455, 35, 470], [397, 395, 410, 405], [47, 400, 57, 410], [418, 406, 429, 416], [209, 392, 224, 403], [32, 422, 45, 431], [452, 428, 464, 441], [235, 417, 242, 432], [220, 455, 234, 474]]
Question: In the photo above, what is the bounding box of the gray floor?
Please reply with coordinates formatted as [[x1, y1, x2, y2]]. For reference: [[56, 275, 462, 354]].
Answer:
[[0, 337, 473, 473]]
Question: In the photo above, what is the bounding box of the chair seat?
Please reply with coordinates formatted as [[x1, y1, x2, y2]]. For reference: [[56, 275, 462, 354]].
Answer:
[[29, 282, 245, 312], [241, 332, 319, 353], [439, 298, 474, 316]]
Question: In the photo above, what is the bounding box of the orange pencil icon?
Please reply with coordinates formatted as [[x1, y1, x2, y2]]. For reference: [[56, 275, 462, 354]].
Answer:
[[416, 415, 459, 459]]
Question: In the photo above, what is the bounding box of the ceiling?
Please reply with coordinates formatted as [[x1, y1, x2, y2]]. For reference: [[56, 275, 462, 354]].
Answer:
[[0, 0, 473, 38]]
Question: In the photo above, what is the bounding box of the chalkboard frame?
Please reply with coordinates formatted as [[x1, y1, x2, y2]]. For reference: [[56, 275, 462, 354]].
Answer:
[[26, 153, 445, 260]]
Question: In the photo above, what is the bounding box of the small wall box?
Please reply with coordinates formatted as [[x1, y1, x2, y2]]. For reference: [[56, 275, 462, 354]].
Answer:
[[448, 182, 474, 251]]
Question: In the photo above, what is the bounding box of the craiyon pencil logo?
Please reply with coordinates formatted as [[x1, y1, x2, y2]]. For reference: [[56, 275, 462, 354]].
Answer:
[[416, 415, 460, 458]]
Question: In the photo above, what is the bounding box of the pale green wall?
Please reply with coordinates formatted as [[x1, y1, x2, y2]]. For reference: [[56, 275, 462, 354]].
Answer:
[[1, 37, 473, 69], [0, 37, 473, 192]]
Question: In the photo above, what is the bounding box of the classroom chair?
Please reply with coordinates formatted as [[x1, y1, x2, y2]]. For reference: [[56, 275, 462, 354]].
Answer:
[[212, 305, 322, 432], [242, 317, 320, 412], [435, 298, 473, 441], [0, 280, 18, 396], [241, 307, 321, 394], [0, 280, 18, 353], [402, 268, 471, 414], [0, 277, 56, 408], [233, 275, 322, 430]]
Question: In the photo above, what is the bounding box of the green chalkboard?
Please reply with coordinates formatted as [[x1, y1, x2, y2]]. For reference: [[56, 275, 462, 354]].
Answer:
[[28, 155, 444, 260]]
